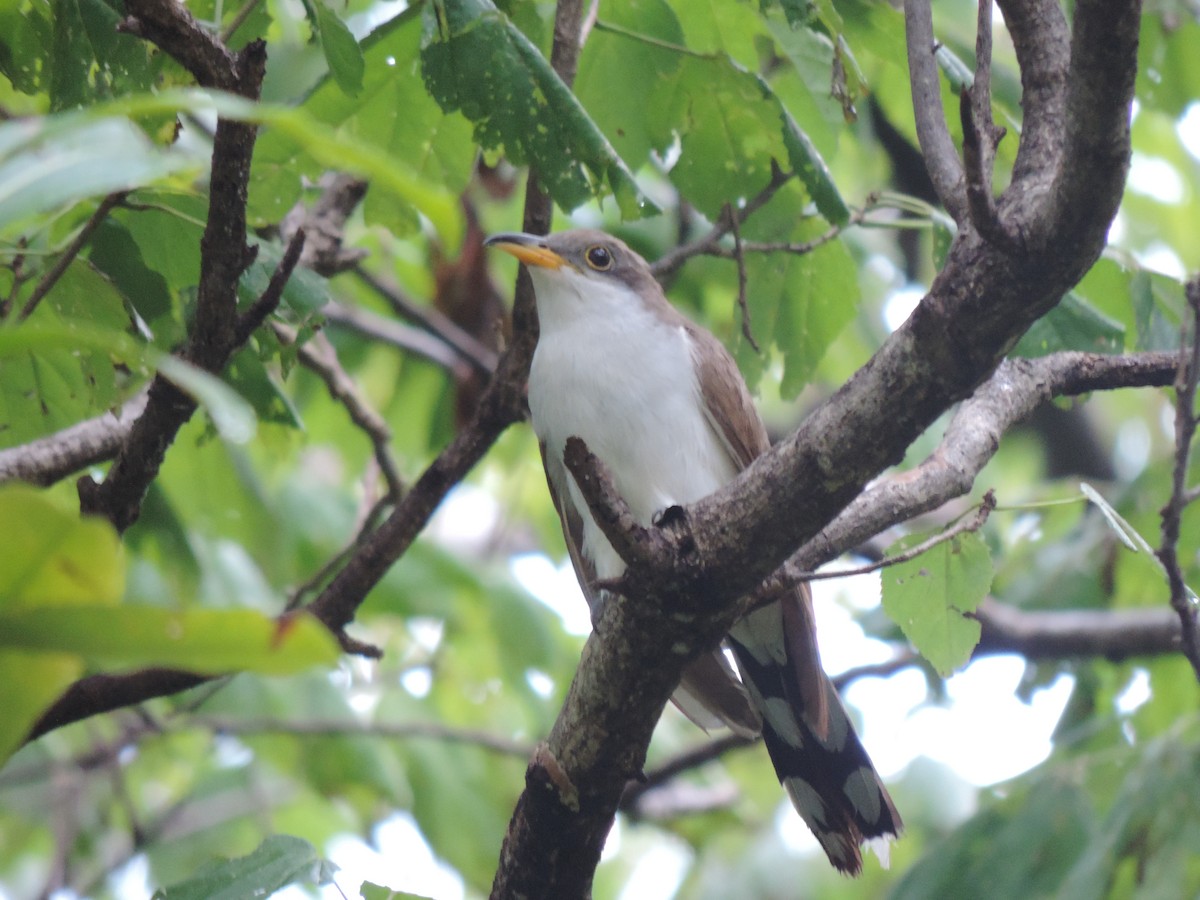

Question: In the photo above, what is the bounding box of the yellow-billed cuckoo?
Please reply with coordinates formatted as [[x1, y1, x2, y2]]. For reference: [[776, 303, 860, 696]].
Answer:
[[485, 228, 901, 874]]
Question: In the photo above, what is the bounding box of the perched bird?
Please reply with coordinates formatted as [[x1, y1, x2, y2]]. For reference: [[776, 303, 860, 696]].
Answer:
[[485, 228, 901, 874]]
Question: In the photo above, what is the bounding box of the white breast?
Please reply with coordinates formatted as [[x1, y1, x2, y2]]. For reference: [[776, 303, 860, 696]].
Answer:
[[528, 269, 737, 581]]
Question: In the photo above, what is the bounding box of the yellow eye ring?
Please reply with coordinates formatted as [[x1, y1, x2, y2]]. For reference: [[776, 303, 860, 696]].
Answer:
[[585, 245, 613, 270]]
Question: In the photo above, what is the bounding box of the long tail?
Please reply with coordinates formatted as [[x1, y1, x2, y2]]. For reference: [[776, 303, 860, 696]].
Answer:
[[728, 597, 901, 875]]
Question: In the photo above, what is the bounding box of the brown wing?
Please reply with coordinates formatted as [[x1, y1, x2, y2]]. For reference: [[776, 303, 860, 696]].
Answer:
[[539, 439, 761, 737], [689, 324, 830, 738], [539, 440, 601, 616]]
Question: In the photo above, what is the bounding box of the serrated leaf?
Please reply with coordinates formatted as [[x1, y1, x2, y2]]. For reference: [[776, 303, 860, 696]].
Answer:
[[891, 775, 1091, 900], [315, 2, 365, 96], [576, 0, 686, 164], [730, 189, 858, 395], [419, 0, 656, 218], [1, 260, 128, 444], [0, 322, 256, 445], [1012, 292, 1126, 357], [152, 835, 325, 900], [648, 53, 847, 224], [881, 531, 993, 676]]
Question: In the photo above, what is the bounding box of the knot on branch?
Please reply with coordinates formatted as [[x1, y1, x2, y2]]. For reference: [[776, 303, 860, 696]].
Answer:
[[531, 742, 580, 811]]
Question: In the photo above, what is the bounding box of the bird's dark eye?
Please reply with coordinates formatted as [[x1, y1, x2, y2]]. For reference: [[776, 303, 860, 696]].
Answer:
[[585, 245, 613, 271]]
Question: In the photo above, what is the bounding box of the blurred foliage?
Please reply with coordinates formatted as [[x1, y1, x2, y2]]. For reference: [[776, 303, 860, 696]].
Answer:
[[1, 0, 1199, 897]]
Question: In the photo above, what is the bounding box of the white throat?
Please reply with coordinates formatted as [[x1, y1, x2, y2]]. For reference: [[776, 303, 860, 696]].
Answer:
[[527, 269, 738, 581]]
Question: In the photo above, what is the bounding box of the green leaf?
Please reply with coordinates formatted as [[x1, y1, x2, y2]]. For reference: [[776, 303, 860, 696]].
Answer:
[[729, 188, 858, 395], [0, 322, 256, 445], [575, 0, 686, 165], [314, 2, 365, 96], [0, 115, 204, 237], [0, 605, 340, 673], [881, 531, 993, 676], [1012, 292, 1126, 357], [0, 650, 84, 761], [0, 260, 128, 445], [52, 89, 463, 246], [152, 835, 326, 900], [254, 11, 476, 232], [891, 775, 1092, 900], [0, 484, 124, 609], [419, 0, 656, 218], [648, 54, 847, 224], [1130, 266, 1187, 352], [240, 239, 330, 317], [0, 485, 126, 761]]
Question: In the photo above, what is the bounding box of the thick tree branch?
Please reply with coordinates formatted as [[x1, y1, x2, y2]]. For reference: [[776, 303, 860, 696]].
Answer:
[[501, 0, 1143, 879], [791, 352, 1177, 578], [975, 598, 1181, 660], [0, 389, 148, 486], [993, 0, 1069, 199]]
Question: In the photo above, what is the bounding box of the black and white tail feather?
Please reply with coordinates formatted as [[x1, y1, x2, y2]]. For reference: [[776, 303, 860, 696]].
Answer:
[[729, 605, 901, 874]]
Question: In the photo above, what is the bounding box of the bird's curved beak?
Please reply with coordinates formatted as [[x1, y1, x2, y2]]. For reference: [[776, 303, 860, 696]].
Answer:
[[483, 232, 567, 270]]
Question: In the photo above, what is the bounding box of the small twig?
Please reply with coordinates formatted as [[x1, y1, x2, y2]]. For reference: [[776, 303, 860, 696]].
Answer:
[[902, 0, 968, 223], [726, 204, 759, 352], [285, 494, 393, 610], [321, 301, 480, 375], [17, 192, 127, 321], [1156, 275, 1200, 682], [273, 321, 405, 499], [233, 227, 306, 345], [193, 716, 531, 757], [654, 193, 880, 287], [353, 265, 498, 377], [794, 490, 996, 583], [651, 163, 792, 280], [960, 0, 1014, 248]]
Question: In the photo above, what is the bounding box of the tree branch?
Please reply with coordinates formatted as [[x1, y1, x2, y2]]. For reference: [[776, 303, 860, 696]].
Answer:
[[321, 301, 479, 375], [903, 0, 968, 222], [0, 388, 148, 487], [78, 0, 272, 533], [16, 192, 128, 321], [353, 265, 499, 376], [790, 352, 1177, 579], [651, 163, 792, 281], [1156, 275, 1200, 681], [505, 0, 1143, 861], [273, 322, 405, 500]]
